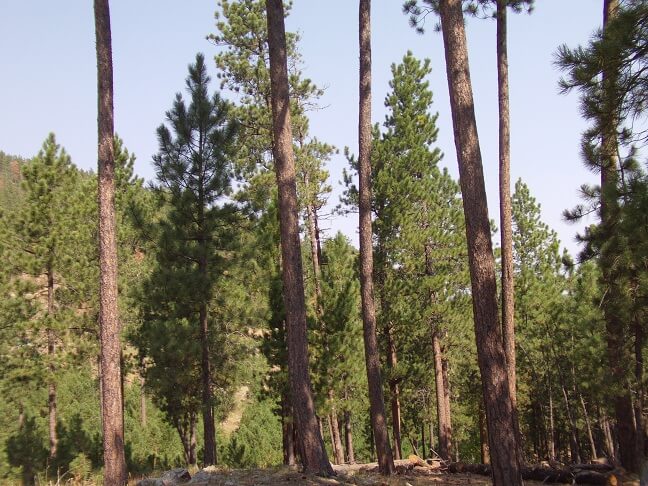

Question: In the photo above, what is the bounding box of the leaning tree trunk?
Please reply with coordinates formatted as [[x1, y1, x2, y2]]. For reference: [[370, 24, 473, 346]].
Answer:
[[94, 0, 127, 483], [358, 0, 395, 475], [437, 1, 521, 484], [265, 0, 333, 475]]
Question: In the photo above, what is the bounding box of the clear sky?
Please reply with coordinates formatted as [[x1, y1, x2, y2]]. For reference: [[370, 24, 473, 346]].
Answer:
[[0, 1, 603, 257]]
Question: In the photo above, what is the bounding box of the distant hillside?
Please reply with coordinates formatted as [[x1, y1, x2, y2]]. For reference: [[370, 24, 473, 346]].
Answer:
[[0, 151, 27, 211]]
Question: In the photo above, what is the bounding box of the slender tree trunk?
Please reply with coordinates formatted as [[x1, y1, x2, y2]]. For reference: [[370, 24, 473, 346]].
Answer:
[[386, 323, 402, 460], [47, 268, 57, 460], [189, 413, 197, 466], [432, 330, 452, 461], [600, 0, 639, 473], [479, 398, 490, 464], [199, 300, 217, 465], [94, 1, 126, 482], [496, 0, 523, 463], [330, 408, 345, 465], [358, 0, 394, 474], [344, 410, 355, 464], [579, 394, 597, 460], [421, 423, 426, 459], [282, 393, 297, 466], [437, 1, 521, 483], [265, 0, 332, 475], [139, 357, 147, 428], [548, 385, 556, 461], [634, 315, 645, 460], [601, 414, 616, 460], [560, 384, 582, 463]]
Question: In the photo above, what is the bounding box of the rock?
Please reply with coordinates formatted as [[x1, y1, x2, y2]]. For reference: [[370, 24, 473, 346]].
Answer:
[[407, 454, 427, 467], [137, 468, 191, 486], [188, 466, 219, 484]]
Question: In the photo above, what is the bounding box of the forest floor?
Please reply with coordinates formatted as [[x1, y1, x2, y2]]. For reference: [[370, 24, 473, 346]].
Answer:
[[134, 462, 641, 486]]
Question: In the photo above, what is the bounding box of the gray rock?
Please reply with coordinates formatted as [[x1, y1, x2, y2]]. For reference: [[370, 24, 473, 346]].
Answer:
[[137, 468, 191, 486], [188, 466, 219, 484]]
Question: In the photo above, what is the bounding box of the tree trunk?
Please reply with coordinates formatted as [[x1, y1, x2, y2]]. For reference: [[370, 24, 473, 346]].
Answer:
[[200, 300, 217, 465], [344, 410, 355, 464], [265, 0, 332, 475], [94, 0, 127, 483], [139, 357, 147, 428], [579, 394, 597, 460], [358, 0, 394, 475], [479, 399, 490, 464], [47, 268, 57, 460], [282, 394, 297, 466], [601, 414, 615, 460], [421, 422, 426, 459], [386, 323, 402, 460], [600, 0, 639, 473], [327, 414, 344, 465], [330, 408, 345, 465], [548, 385, 556, 461], [437, 1, 521, 484], [560, 384, 582, 463], [634, 315, 645, 460], [189, 413, 197, 466], [432, 330, 452, 461], [497, 0, 522, 462]]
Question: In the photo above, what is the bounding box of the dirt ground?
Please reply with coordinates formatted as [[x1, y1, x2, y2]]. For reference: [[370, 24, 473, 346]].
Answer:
[[146, 464, 640, 486]]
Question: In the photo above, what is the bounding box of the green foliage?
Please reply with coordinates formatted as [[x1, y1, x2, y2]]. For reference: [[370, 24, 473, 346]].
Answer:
[[222, 398, 282, 468]]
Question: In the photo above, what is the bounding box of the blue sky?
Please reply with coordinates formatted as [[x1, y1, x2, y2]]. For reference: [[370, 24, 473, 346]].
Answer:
[[0, 1, 602, 257]]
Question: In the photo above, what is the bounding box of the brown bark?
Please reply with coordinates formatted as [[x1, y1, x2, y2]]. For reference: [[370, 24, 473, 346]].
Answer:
[[548, 385, 556, 461], [344, 410, 355, 464], [330, 408, 345, 465], [600, 0, 639, 473], [358, 0, 395, 475], [139, 358, 147, 428], [94, 0, 127, 483], [189, 413, 197, 466], [579, 394, 597, 460], [328, 412, 345, 465], [385, 322, 402, 460], [200, 301, 217, 465], [560, 384, 582, 463], [437, 1, 521, 484], [496, 0, 522, 461], [432, 330, 452, 461], [47, 268, 57, 460], [265, 0, 332, 475], [282, 394, 297, 466], [478, 399, 490, 464]]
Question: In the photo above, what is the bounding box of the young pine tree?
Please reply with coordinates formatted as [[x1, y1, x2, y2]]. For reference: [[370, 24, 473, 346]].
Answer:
[[148, 53, 238, 466]]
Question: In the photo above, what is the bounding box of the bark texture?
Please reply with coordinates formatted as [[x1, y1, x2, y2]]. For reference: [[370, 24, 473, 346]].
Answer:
[[200, 301, 217, 465], [432, 330, 452, 461], [358, 0, 394, 475], [600, 0, 639, 473], [386, 324, 402, 460], [437, 1, 521, 484], [265, 0, 333, 475], [94, 0, 127, 483], [496, 0, 521, 456], [344, 410, 355, 463]]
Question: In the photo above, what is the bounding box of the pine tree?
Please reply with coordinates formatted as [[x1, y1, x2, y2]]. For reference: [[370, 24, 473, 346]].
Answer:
[[265, 0, 333, 474], [94, 0, 127, 481], [556, 0, 648, 471], [403, 0, 522, 482], [144, 53, 238, 466]]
